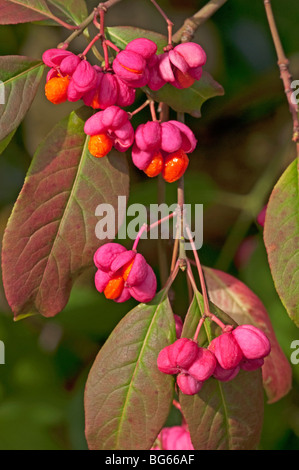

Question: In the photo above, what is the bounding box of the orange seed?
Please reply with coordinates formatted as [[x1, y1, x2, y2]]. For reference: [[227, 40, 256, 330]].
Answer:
[[162, 149, 189, 183], [88, 134, 113, 158], [122, 259, 135, 281], [144, 152, 164, 178], [104, 276, 124, 300], [45, 76, 70, 104], [174, 69, 195, 89]]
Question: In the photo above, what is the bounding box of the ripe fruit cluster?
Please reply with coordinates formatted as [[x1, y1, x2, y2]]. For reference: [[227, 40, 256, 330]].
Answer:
[[94, 242, 157, 303], [132, 120, 197, 182], [42, 37, 205, 183], [157, 324, 271, 395], [112, 38, 206, 90]]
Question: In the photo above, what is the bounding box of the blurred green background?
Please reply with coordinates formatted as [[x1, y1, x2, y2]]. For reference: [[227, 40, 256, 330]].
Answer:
[[0, 0, 299, 450]]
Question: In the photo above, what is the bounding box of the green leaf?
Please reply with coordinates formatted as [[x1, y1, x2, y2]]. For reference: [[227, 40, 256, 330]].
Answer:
[[148, 73, 224, 118], [264, 159, 299, 327], [0, 56, 44, 141], [106, 26, 167, 54], [47, 0, 88, 26], [180, 291, 264, 450], [2, 108, 129, 319], [106, 26, 224, 117], [84, 290, 176, 450], [0, 130, 16, 155]]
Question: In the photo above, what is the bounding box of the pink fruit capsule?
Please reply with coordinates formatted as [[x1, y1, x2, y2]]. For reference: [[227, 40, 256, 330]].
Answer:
[[187, 348, 217, 382], [177, 373, 203, 395], [209, 332, 243, 370], [232, 325, 271, 360]]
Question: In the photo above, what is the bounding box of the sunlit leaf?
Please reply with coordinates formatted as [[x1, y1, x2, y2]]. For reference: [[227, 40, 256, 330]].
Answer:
[[264, 159, 299, 327]]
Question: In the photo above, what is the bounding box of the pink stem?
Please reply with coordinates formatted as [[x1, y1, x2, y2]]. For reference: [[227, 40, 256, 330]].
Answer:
[[172, 399, 182, 412], [150, 100, 157, 121], [132, 224, 148, 251], [185, 225, 227, 331], [185, 224, 210, 315], [81, 33, 101, 57], [52, 17, 80, 31], [129, 100, 150, 118], [102, 41, 110, 69], [150, 0, 174, 47], [193, 317, 205, 342], [98, 8, 110, 69], [105, 39, 120, 52], [187, 261, 226, 332], [132, 211, 176, 251], [209, 314, 226, 330]]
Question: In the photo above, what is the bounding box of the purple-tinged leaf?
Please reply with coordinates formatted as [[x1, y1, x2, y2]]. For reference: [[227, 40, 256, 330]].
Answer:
[[0, 0, 52, 24], [2, 108, 129, 319], [0, 0, 87, 26], [180, 291, 264, 450], [203, 267, 292, 404], [106, 26, 224, 117], [0, 56, 44, 141], [264, 159, 299, 327], [84, 290, 176, 450]]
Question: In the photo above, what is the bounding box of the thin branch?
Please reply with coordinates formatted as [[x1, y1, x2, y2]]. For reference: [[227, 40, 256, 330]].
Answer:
[[150, 0, 174, 48], [58, 0, 123, 48], [172, 0, 228, 44], [264, 0, 299, 151]]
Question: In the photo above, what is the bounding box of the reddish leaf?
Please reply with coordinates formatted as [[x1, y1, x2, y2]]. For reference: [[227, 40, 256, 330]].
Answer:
[[0, 206, 12, 312], [0, 56, 44, 141], [2, 108, 129, 319], [0, 0, 52, 24], [180, 291, 264, 450], [264, 159, 299, 327], [204, 267, 292, 404], [84, 291, 176, 450], [0, 0, 87, 25]]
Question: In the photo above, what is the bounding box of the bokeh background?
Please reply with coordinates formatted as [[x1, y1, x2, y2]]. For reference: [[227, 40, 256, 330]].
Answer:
[[0, 0, 299, 450]]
